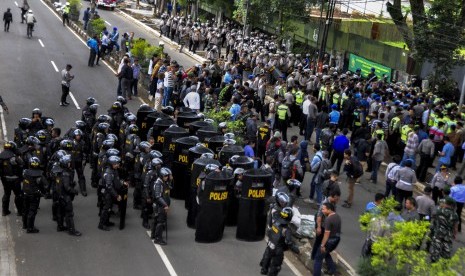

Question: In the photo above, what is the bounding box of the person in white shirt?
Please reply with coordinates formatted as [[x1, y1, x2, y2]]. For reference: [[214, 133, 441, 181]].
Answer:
[[300, 95, 311, 135], [183, 89, 200, 112]]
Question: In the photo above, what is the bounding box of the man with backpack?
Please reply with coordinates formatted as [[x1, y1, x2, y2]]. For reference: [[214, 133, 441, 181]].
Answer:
[[342, 149, 363, 208], [281, 147, 303, 184], [313, 151, 333, 205], [304, 144, 322, 204]]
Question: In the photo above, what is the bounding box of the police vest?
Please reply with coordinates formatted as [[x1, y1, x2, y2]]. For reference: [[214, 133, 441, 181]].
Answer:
[[63, 6, 70, 14], [332, 93, 340, 104], [372, 129, 385, 140], [428, 113, 436, 127], [353, 111, 362, 127], [258, 127, 271, 145], [319, 86, 327, 101], [390, 117, 400, 133], [295, 91, 304, 105], [341, 95, 348, 106], [400, 125, 412, 142], [278, 87, 286, 98], [277, 104, 288, 120]]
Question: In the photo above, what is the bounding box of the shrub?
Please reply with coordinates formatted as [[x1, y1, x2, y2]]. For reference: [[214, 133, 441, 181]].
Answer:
[[88, 18, 105, 37]]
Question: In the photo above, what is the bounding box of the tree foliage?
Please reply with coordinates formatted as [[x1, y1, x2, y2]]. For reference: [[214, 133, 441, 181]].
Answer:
[[387, 0, 465, 94]]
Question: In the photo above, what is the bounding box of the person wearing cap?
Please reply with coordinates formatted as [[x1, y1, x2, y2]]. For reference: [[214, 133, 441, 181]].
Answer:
[[450, 176, 465, 232], [329, 104, 340, 128], [395, 159, 417, 207], [109, 27, 120, 53], [416, 186, 435, 221], [429, 196, 458, 262], [276, 98, 291, 142], [87, 35, 99, 67], [3, 8, 13, 32], [62, 2, 70, 26]]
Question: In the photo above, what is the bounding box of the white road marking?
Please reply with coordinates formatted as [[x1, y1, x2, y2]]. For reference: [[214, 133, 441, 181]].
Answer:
[[146, 231, 178, 276], [50, 61, 59, 72], [69, 92, 81, 110], [0, 216, 17, 276], [38, 39, 45, 47], [105, 20, 112, 26], [138, 97, 146, 105], [15, 1, 18, 7], [283, 258, 303, 276], [0, 106, 7, 141]]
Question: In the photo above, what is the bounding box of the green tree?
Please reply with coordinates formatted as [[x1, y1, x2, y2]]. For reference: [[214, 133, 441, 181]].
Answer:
[[387, 0, 465, 96]]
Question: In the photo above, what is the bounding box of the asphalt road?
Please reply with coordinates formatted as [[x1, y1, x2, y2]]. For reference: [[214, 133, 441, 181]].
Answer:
[[0, 1, 301, 276]]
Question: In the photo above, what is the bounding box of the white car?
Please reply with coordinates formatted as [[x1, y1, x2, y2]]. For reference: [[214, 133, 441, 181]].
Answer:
[[97, 0, 117, 10]]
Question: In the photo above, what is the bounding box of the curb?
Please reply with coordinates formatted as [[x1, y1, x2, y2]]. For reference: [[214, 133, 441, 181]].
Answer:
[[115, 9, 208, 64]]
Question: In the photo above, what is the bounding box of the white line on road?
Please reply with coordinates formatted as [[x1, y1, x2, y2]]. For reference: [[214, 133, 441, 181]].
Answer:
[[146, 231, 178, 276], [14, 1, 18, 7], [38, 39, 45, 47], [0, 106, 8, 141], [69, 92, 81, 110], [50, 61, 59, 72], [105, 20, 112, 26], [284, 258, 303, 276]]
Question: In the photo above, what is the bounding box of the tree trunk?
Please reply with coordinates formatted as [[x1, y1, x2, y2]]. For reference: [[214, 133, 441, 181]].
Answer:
[[386, 0, 414, 52], [172, 0, 177, 16]]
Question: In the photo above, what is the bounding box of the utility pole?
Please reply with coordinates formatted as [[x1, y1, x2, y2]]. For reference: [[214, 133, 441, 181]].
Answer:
[[318, 0, 337, 69], [243, 0, 250, 36]]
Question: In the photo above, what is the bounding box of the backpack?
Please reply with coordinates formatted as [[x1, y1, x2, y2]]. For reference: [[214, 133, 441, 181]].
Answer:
[[281, 157, 297, 180], [317, 159, 333, 183], [310, 154, 322, 173], [352, 159, 364, 179]]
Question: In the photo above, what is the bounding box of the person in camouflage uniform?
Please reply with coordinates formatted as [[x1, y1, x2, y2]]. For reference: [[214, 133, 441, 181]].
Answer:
[[429, 197, 459, 262]]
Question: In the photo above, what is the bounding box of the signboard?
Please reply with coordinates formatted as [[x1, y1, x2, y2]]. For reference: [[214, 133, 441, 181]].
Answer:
[[348, 53, 392, 81]]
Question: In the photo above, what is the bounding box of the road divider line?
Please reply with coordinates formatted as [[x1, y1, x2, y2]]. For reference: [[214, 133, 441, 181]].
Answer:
[[146, 231, 178, 276], [105, 20, 111, 26], [50, 61, 59, 72], [69, 92, 81, 110], [38, 39, 45, 47], [15, 1, 18, 7], [0, 106, 7, 141]]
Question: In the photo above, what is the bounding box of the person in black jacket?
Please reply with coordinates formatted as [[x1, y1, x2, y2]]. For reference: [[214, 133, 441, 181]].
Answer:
[[22, 157, 47, 233], [151, 167, 173, 245], [117, 58, 133, 100], [3, 8, 12, 32]]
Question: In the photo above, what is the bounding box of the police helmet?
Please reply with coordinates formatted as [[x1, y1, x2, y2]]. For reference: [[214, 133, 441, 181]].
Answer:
[[126, 114, 137, 123], [161, 106, 174, 115], [224, 132, 235, 139], [128, 124, 139, 134], [29, 157, 40, 168], [4, 141, 16, 151], [59, 155, 72, 168], [117, 96, 127, 105], [218, 122, 227, 129], [102, 139, 115, 150], [89, 104, 99, 114], [229, 155, 240, 164], [45, 118, 55, 127], [204, 164, 219, 174], [233, 167, 245, 175], [151, 158, 163, 167], [86, 97, 96, 106], [286, 179, 301, 188], [278, 207, 293, 223], [223, 139, 236, 146], [26, 136, 40, 146], [106, 133, 118, 142], [32, 108, 42, 116], [97, 122, 110, 132], [138, 141, 152, 152], [159, 167, 172, 177], [106, 148, 120, 157], [75, 120, 86, 130], [111, 101, 122, 110], [148, 149, 163, 159], [36, 130, 47, 143], [19, 118, 32, 128], [204, 119, 214, 124], [73, 129, 83, 138], [275, 192, 290, 208], [200, 153, 214, 159], [97, 114, 111, 124], [60, 139, 73, 151], [108, 155, 121, 165]]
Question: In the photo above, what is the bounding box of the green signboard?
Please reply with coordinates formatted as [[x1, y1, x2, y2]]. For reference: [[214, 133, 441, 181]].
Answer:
[[348, 53, 392, 81]]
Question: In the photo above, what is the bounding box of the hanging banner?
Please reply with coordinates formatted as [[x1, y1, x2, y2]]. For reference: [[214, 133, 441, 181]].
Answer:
[[348, 53, 392, 81]]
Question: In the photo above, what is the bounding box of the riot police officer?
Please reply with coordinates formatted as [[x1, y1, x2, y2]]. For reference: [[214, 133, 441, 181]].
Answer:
[[0, 141, 24, 216], [14, 118, 31, 148], [141, 157, 163, 229], [81, 97, 96, 121], [151, 167, 173, 245], [122, 124, 141, 183], [97, 145, 117, 216], [48, 149, 67, 221], [132, 141, 151, 210], [260, 207, 299, 275], [72, 129, 88, 196], [276, 179, 301, 207], [55, 155, 82, 236], [29, 108, 44, 134], [99, 155, 126, 231], [22, 157, 47, 233], [108, 102, 125, 135], [82, 104, 99, 138]]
